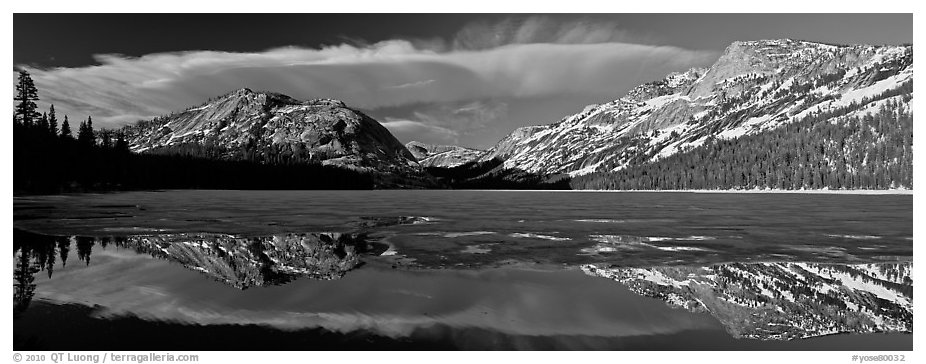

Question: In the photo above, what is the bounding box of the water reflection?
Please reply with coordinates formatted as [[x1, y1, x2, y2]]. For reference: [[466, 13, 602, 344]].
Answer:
[[117, 232, 381, 288], [13, 227, 914, 347], [14, 228, 383, 293], [13, 250, 39, 315], [13, 229, 67, 315], [582, 262, 913, 340]]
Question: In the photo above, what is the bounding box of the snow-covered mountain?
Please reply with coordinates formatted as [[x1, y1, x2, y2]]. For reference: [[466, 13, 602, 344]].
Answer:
[[481, 39, 913, 178], [122, 88, 434, 188], [118, 232, 371, 289], [405, 141, 484, 168], [582, 262, 913, 340]]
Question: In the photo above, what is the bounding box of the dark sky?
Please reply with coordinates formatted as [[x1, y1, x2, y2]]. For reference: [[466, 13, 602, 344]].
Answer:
[[15, 13, 912, 68], [14, 14, 913, 148], [15, 14, 481, 67]]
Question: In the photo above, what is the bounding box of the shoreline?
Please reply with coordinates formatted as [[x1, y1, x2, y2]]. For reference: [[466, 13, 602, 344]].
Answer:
[[14, 188, 915, 196], [461, 189, 914, 195]]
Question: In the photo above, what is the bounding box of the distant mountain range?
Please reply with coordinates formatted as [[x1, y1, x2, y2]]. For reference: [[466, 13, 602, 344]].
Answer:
[[405, 141, 484, 168], [118, 39, 913, 190]]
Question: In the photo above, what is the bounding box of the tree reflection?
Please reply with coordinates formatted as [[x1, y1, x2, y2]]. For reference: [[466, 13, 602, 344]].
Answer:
[[75, 236, 95, 266], [57, 237, 70, 268], [12, 227, 379, 314], [13, 229, 78, 315], [13, 249, 39, 316]]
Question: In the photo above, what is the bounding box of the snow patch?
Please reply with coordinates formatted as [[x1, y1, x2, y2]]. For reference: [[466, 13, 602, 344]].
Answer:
[[509, 233, 571, 241]]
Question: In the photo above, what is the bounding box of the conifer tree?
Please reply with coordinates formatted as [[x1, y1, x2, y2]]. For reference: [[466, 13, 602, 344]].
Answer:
[[47, 105, 58, 136], [14, 70, 40, 127], [60, 115, 72, 139], [77, 116, 95, 146], [77, 121, 88, 144], [38, 112, 49, 132]]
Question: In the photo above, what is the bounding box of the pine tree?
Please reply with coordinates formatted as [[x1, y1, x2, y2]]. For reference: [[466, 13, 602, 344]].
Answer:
[[47, 105, 58, 136], [38, 112, 49, 132], [14, 70, 41, 127], [60, 115, 72, 139], [77, 116, 95, 146], [78, 121, 87, 144], [13, 250, 40, 315]]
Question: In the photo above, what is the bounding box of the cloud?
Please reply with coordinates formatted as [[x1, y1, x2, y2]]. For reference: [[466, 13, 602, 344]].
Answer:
[[449, 16, 653, 50], [381, 117, 460, 145], [413, 100, 508, 132], [20, 18, 719, 128], [383, 79, 436, 89], [372, 100, 509, 146]]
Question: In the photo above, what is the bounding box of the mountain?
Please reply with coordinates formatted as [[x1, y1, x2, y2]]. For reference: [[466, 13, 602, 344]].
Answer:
[[122, 88, 434, 188], [583, 262, 913, 340], [405, 141, 484, 168], [118, 233, 370, 289], [480, 39, 913, 189]]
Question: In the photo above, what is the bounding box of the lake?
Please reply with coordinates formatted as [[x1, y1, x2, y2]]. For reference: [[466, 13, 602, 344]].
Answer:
[[12, 190, 913, 350]]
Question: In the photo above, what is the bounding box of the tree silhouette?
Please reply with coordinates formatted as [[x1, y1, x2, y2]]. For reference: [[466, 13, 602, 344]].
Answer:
[[60, 115, 72, 139], [78, 121, 87, 141], [77, 116, 95, 147], [57, 237, 71, 268], [14, 70, 40, 127], [47, 105, 58, 136], [13, 249, 40, 316], [37, 112, 49, 133], [75, 236, 95, 266]]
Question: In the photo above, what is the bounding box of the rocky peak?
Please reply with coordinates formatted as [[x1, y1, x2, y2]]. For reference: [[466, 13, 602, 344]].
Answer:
[[476, 39, 913, 179], [306, 98, 348, 108], [123, 90, 435, 188], [404, 141, 485, 168]]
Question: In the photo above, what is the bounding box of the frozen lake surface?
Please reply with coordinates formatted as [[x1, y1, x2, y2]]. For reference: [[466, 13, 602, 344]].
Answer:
[[13, 190, 913, 350]]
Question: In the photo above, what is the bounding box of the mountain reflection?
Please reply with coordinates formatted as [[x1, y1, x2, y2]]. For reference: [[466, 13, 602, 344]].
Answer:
[[582, 262, 913, 340], [13, 227, 385, 312], [116, 232, 376, 288], [14, 228, 915, 342]]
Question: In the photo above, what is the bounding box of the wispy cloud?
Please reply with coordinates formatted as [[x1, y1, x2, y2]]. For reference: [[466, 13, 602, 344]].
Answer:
[[448, 16, 655, 50], [383, 79, 436, 90], [381, 117, 460, 144], [20, 17, 719, 128], [412, 100, 509, 133]]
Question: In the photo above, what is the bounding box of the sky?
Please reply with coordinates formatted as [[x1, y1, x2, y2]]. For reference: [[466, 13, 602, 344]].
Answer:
[[14, 14, 912, 149]]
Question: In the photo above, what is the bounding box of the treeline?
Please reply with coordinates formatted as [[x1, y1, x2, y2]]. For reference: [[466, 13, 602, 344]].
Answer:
[[572, 89, 913, 190], [13, 71, 375, 194], [425, 158, 571, 190], [13, 124, 375, 194]]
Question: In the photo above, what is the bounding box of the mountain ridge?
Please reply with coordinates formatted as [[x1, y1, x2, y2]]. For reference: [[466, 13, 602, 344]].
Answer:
[[475, 39, 913, 188], [404, 141, 484, 168], [117, 38, 913, 191], [122, 88, 435, 188]]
